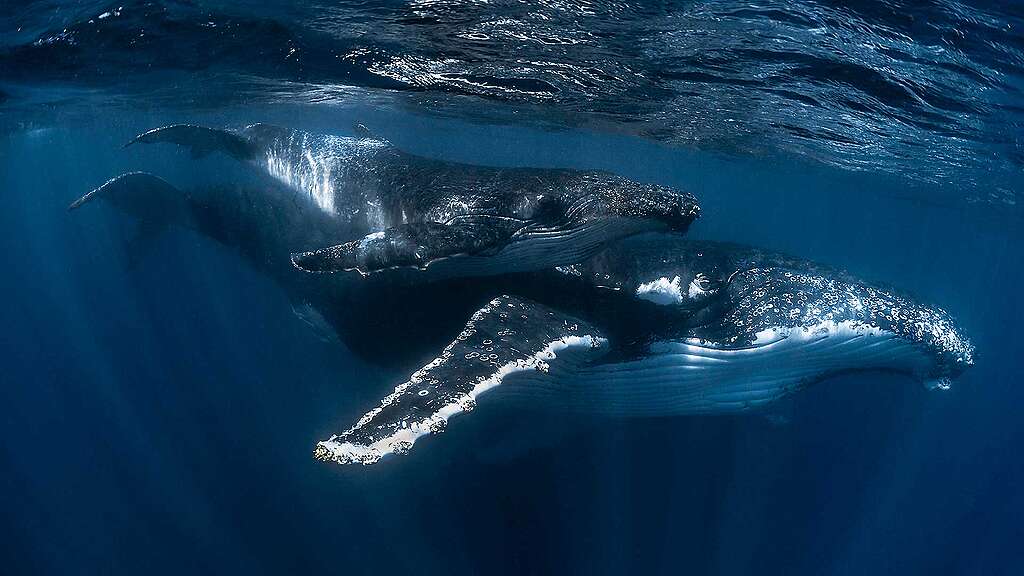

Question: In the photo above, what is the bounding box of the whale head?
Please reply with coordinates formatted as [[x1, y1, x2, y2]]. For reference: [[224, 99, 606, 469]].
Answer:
[[601, 239, 976, 389], [557, 175, 701, 234], [689, 262, 976, 391], [566, 239, 975, 415], [473, 175, 701, 276]]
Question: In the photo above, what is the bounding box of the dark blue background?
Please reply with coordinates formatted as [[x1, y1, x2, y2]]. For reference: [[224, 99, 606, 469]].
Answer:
[[1, 106, 1021, 574]]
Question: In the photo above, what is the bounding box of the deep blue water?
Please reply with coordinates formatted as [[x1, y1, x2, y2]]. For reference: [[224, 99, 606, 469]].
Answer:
[[2, 1, 1024, 575]]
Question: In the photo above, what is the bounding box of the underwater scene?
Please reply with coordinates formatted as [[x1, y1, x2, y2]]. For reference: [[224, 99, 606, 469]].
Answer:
[[1, 1, 1022, 574]]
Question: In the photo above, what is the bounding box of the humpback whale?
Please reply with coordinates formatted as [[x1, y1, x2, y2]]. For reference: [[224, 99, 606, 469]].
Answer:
[[68, 164, 696, 363], [125, 123, 700, 279], [319, 236, 974, 465]]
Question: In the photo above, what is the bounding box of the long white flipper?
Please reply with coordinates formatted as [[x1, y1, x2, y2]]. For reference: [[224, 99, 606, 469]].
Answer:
[[315, 295, 608, 465]]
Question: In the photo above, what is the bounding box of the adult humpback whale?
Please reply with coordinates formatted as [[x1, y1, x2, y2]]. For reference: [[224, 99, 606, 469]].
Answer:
[[319, 236, 974, 465], [125, 123, 700, 279]]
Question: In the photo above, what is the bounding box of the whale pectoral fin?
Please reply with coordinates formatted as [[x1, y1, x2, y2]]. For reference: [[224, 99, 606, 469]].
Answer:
[[290, 221, 510, 275], [314, 294, 608, 465], [125, 124, 255, 161]]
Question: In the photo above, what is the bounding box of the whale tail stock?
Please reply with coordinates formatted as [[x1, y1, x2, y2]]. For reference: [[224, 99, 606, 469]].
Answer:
[[125, 124, 256, 161], [69, 172, 194, 269]]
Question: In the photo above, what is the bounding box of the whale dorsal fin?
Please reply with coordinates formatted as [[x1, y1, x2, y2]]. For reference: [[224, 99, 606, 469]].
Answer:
[[313, 295, 609, 465]]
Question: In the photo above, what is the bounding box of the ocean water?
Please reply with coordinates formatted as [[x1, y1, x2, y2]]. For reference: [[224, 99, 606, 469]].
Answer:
[[2, 1, 1023, 574]]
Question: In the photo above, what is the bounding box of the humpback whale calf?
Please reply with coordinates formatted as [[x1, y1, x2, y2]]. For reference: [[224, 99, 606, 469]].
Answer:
[[68, 163, 696, 362], [125, 123, 700, 279], [320, 236, 974, 465]]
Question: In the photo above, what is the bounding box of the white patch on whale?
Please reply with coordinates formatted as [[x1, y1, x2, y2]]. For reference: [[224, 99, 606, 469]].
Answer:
[[636, 276, 684, 305], [266, 147, 337, 215], [359, 231, 386, 249], [314, 334, 606, 465], [414, 216, 651, 280], [263, 134, 387, 217]]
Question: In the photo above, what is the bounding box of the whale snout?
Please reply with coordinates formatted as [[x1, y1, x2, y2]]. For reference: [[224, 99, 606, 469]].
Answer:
[[703, 266, 976, 391], [619, 185, 701, 232], [906, 307, 974, 385], [813, 287, 976, 386], [582, 180, 700, 234]]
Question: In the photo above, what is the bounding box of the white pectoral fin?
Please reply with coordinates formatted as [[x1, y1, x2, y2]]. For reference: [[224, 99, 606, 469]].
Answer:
[[314, 295, 608, 465]]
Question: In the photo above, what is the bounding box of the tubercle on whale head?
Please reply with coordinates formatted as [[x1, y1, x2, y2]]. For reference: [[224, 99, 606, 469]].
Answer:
[[870, 291, 975, 386], [919, 322, 975, 388]]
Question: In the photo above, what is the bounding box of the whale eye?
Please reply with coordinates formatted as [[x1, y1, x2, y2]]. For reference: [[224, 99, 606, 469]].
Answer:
[[523, 193, 570, 223], [686, 273, 713, 298]]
